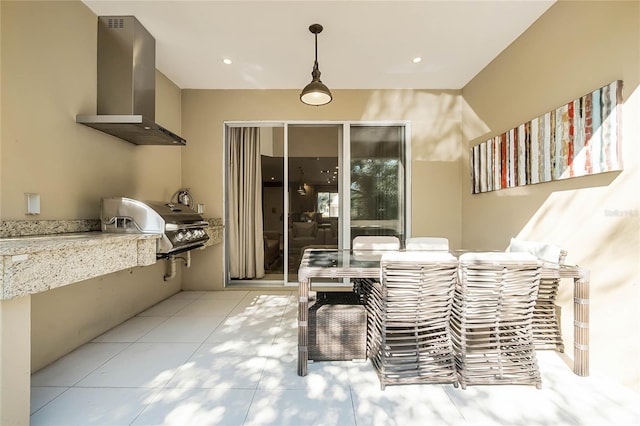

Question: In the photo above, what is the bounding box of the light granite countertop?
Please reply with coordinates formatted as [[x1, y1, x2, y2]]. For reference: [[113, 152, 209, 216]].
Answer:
[[0, 232, 158, 256], [0, 219, 224, 300], [0, 232, 160, 300]]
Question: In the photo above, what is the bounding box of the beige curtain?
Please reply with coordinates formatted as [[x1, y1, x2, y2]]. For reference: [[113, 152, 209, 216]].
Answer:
[[228, 127, 265, 279]]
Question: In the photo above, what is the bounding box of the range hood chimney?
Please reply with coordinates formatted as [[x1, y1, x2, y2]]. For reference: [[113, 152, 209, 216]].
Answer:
[[76, 16, 186, 146]]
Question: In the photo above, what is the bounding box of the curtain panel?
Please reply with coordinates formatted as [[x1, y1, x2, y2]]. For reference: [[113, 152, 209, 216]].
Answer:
[[228, 127, 265, 279]]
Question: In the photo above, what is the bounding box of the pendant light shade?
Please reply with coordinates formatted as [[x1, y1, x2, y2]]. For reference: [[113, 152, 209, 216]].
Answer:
[[300, 24, 332, 106], [296, 166, 307, 195]]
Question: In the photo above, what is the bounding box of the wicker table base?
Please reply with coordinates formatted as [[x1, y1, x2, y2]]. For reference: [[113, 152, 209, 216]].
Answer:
[[308, 291, 366, 361], [542, 266, 590, 377]]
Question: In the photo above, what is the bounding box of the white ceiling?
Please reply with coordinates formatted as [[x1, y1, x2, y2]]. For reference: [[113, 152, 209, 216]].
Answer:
[[82, 1, 555, 91]]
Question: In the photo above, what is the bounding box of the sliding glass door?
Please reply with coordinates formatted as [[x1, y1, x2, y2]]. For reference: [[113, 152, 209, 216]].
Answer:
[[225, 121, 409, 288]]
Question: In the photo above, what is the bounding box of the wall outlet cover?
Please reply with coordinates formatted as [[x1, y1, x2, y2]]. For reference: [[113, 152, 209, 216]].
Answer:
[[25, 193, 40, 215]]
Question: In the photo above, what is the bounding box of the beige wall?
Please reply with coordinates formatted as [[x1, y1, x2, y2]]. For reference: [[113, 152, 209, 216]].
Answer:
[[462, 1, 639, 390], [1, 1, 185, 371], [287, 126, 340, 157], [30, 266, 180, 370], [1, 1, 184, 219], [181, 89, 463, 290]]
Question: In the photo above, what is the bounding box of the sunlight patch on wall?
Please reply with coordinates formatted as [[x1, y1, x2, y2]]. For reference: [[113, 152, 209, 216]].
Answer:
[[362, 90, 463, 162]]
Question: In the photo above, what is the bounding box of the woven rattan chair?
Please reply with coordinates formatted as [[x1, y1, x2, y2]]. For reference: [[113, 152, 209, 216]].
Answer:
[[351, 235, 400, 294], [452, 252, 542, 389], [350, 236, 400, 357], [369, 251, 459, 389], [508, 238, 566, 352], [405, 237, 449, 251]]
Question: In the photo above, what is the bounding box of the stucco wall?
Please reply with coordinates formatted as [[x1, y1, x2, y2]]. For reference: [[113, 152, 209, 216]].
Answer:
[[461, 1, 640, 390], [0, 1, 185, 371]]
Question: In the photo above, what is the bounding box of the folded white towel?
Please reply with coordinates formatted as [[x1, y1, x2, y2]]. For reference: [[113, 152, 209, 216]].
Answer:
[[381, 251, 457, 263], [459, 251, 539, 265], [508, 238, 563, 264], [405, 237, 449, 251], [352, 236, 400, 251]]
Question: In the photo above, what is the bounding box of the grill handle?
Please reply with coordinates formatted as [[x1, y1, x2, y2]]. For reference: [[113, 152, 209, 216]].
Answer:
[[102, 216, 144, 233], [165, 221, 209, 231]]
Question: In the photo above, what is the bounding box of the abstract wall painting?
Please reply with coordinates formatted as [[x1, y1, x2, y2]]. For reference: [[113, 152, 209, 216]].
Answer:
[[471, 80, 623, 194]]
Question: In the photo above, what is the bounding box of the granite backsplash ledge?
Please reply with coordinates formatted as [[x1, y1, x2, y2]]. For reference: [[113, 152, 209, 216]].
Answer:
[[205, 218, 222, 227], [1, 218, 224, 240], [0, 220, 101, 238]]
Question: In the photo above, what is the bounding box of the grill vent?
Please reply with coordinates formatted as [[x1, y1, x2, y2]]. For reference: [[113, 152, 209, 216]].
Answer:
[[107, 18, 124, 29]]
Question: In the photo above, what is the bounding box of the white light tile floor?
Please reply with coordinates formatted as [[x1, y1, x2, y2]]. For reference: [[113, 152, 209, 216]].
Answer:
[[31, 290, 640, 426]]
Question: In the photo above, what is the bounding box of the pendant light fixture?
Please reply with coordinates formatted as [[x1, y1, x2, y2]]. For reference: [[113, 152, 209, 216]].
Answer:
[[300, 24, 332, 106], [297, 166, 307, 195]]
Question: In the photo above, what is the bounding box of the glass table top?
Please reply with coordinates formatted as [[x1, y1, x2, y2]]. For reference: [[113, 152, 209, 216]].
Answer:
[[302, 249, 383, 269]]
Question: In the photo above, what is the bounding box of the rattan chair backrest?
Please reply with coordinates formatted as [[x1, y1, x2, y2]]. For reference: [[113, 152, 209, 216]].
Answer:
[[452, 251, 543, 389], [457, 252, 541, 321], [372, 250, 459, 388]]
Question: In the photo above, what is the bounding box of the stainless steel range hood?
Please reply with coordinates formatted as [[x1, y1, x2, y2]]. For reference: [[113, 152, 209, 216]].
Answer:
[[76, 16, 186, 146]]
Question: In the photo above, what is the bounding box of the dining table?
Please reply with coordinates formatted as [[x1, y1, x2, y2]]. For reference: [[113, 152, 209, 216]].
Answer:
[[296, 247, 590, 377]]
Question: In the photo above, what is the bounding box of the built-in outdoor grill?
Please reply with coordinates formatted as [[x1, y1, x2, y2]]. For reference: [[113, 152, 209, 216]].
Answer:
[[101, 197, 209, 258]]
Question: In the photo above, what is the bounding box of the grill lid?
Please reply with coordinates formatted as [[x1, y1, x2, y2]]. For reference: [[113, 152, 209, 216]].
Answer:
[[101, 197, 209, 256], [140, 201, 204, 221]]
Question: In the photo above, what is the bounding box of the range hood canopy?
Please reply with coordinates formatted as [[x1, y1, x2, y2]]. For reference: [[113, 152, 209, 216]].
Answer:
[[76, 16, 186, 146]]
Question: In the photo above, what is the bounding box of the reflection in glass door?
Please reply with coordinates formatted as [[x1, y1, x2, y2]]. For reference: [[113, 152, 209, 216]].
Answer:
[[261, 126, 285, 281], [286, 125, 340, 283], [349, 125, 407, 246]]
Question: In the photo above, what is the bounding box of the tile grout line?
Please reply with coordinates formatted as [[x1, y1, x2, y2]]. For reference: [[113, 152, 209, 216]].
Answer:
[[126, 290, 257, 424], [126, 291, 211, 425], [31, 291, 205, 422]]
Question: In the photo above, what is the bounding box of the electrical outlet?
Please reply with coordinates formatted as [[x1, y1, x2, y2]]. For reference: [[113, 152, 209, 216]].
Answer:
[[25, 193, 40, 215]]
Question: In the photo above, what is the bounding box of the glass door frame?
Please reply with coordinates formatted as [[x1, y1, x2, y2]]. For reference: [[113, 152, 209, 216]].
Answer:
[[223, 120, 411, 288]]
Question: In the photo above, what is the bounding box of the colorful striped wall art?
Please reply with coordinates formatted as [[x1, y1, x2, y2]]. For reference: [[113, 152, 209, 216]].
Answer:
[[470, 80, 623, 194]]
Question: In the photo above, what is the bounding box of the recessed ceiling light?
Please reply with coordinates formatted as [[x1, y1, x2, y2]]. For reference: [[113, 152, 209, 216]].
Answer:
[[223, 58, 232, 65], [412, 57, 422, 64]]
